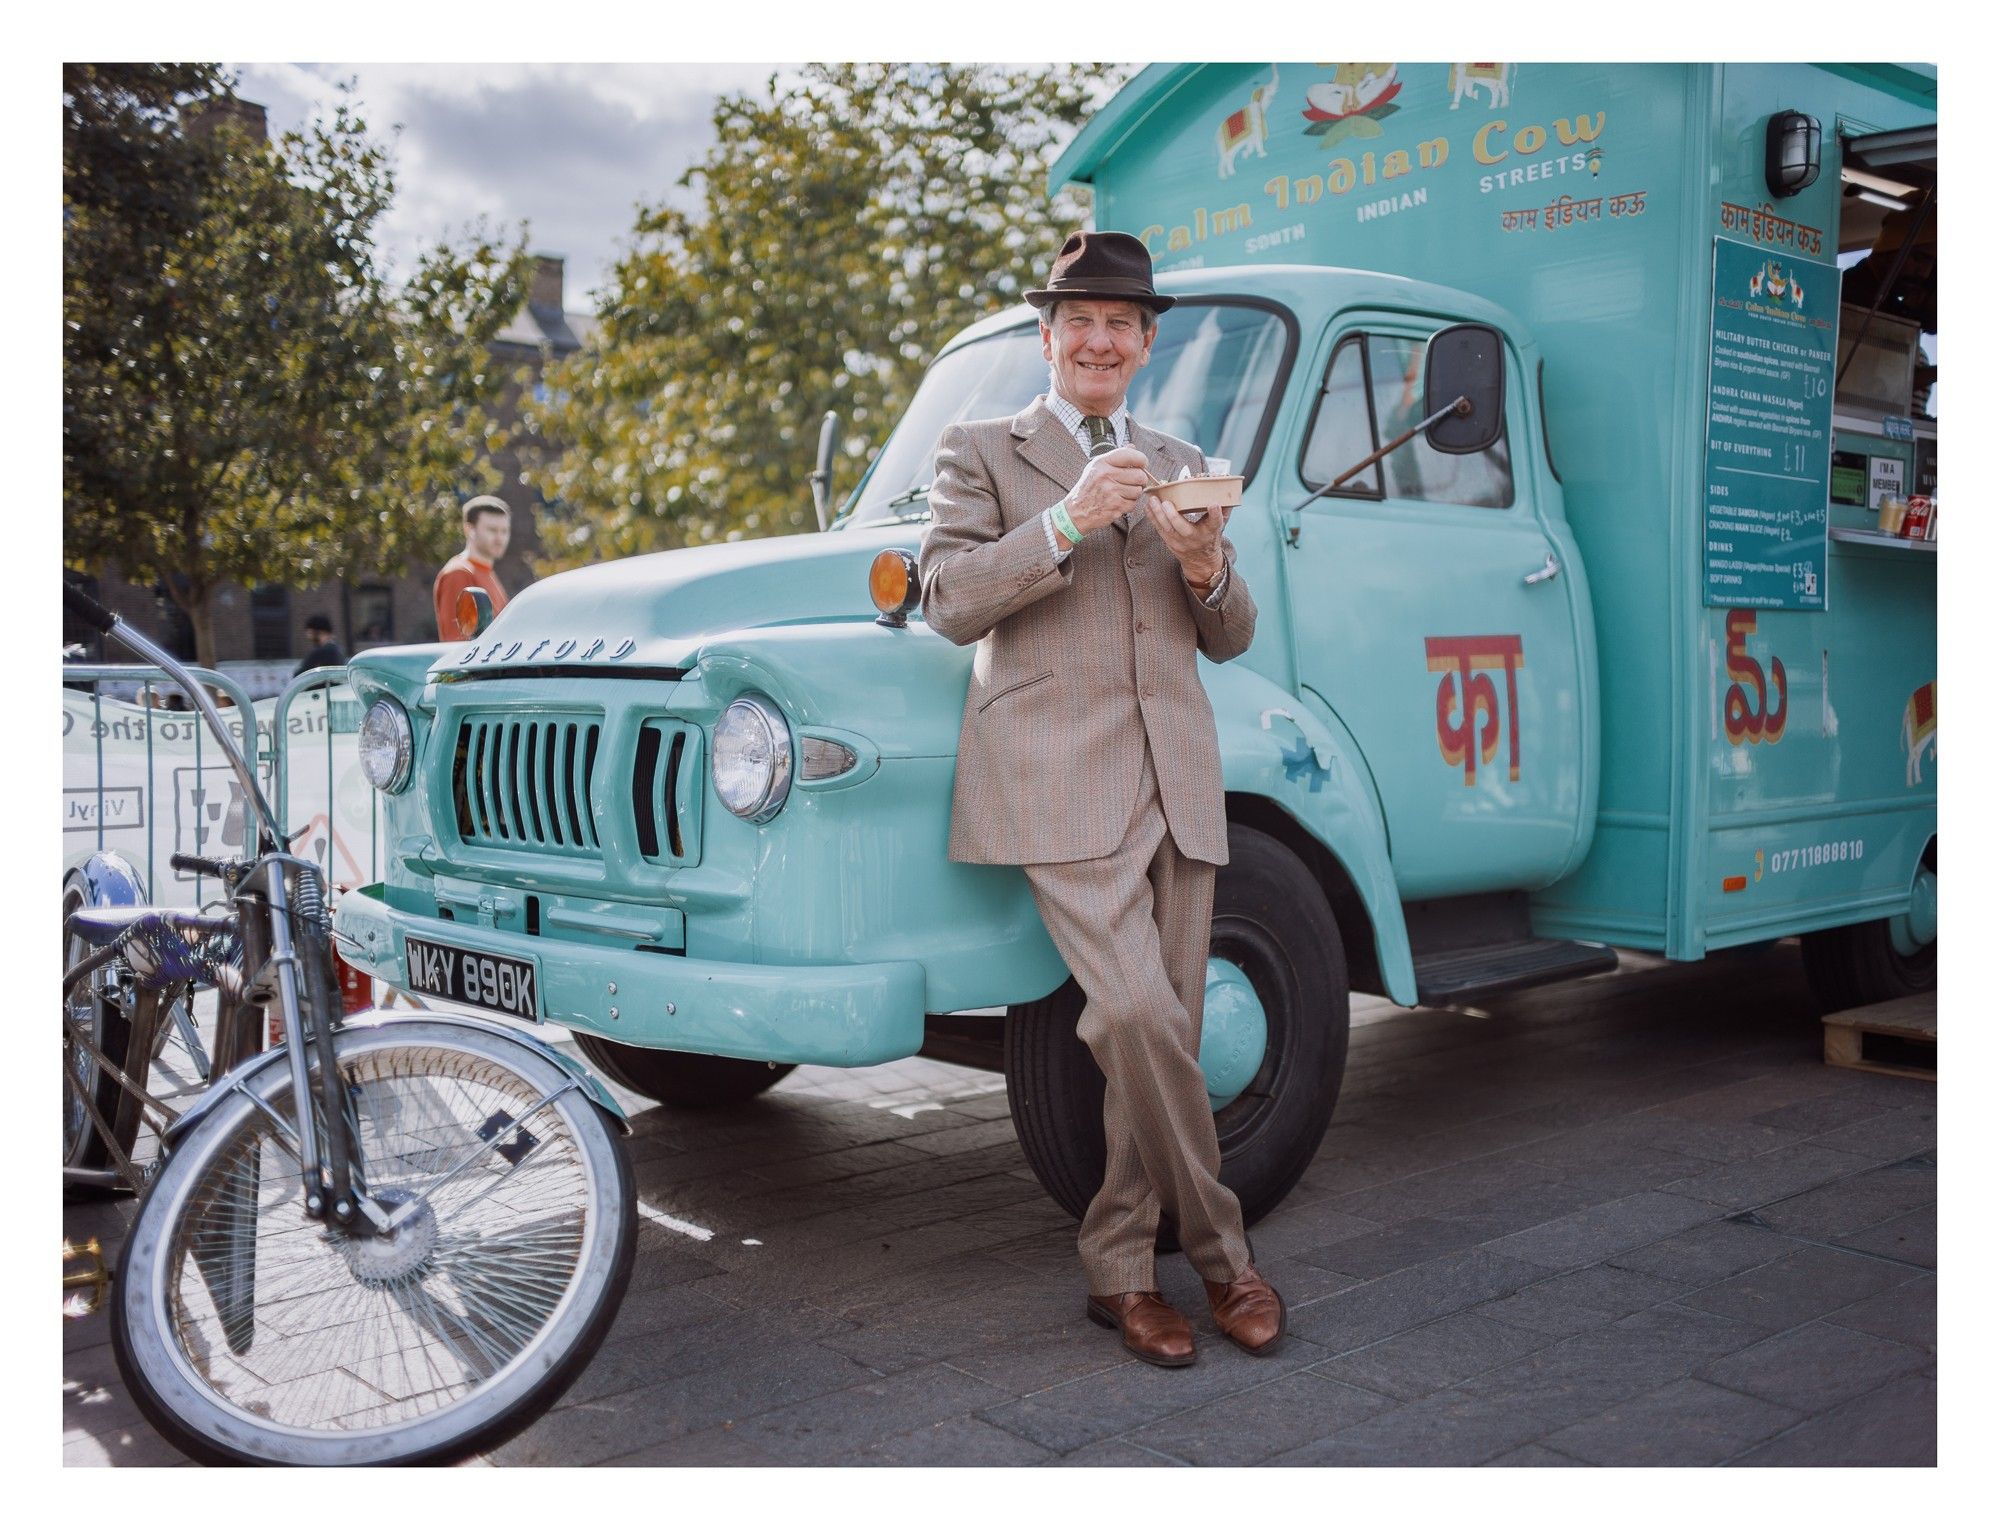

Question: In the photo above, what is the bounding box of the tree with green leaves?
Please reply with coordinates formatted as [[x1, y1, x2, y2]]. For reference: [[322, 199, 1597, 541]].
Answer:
[[523, 62, 1124, 565], [63, 64, 530, 665]]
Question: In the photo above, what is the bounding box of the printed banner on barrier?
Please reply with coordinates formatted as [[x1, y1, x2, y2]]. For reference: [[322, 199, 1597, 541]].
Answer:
[[62, 686, 382, 901]]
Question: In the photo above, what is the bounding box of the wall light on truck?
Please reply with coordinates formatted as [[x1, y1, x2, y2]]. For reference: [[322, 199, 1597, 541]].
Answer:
[[358, 697, 414, 792], [712, 694, 793, 822], [1765, 110, 1821, 198]]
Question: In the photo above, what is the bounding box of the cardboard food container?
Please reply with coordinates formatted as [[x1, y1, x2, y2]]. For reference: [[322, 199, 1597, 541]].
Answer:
[[1147, 474, 1244, 522]]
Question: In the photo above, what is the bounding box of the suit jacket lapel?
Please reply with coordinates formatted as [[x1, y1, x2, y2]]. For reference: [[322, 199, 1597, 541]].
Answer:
[[1130, 420, 1187, 484], [1012, 399, 1086, 505]]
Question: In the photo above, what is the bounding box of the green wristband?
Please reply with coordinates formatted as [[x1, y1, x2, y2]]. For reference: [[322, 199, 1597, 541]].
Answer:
[[1050, 499, 1083, 545]]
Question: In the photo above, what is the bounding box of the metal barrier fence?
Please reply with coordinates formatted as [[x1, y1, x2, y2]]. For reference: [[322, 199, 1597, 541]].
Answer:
[[272, 665, 386, 894], [62, 663, 385, 908]]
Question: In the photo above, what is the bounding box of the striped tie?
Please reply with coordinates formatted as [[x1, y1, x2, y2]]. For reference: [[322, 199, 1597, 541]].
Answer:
[[1083, 415, 1116, 459]]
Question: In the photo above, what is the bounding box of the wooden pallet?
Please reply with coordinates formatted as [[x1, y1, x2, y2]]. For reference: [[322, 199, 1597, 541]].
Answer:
[[1823, 992, 1936, 1082]]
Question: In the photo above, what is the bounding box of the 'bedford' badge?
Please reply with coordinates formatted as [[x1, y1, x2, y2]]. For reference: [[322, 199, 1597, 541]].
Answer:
[[455, 633, 637, 666]]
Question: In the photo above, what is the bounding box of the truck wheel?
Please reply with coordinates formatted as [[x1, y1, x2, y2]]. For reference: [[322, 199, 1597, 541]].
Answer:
[[571, 1035, 796, 1108], [1800, 848, 1936, 1014], [1004, 825, 1350, 1238], [1801, 920, 1935, 1013]]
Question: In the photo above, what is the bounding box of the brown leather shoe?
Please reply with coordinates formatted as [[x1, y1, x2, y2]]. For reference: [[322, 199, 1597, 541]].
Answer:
[[1085, 1290, 1197, 1368], [1203, 1264, 1286, 1355]]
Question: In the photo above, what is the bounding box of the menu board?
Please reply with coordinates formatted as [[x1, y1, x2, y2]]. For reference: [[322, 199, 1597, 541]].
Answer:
[[1703, 236, 1837, 609]]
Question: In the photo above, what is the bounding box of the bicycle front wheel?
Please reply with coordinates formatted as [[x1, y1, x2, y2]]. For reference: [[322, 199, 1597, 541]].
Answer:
[[111, 1018, 635, 1466]]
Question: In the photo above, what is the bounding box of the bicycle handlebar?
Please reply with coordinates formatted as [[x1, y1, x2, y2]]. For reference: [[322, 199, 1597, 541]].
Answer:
[[170, 852, 236, 880], [64, 582, 117, 635]]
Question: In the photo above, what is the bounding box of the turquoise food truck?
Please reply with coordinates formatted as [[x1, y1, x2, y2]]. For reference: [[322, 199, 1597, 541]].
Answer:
[[334, 62, 1937, 1230]]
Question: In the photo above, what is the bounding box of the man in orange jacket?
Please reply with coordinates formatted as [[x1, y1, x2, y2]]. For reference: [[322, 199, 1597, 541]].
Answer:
[[433, 495, 512, 640]]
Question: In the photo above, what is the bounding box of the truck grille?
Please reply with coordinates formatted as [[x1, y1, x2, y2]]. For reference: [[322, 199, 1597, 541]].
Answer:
[[452, 716, 603, 855], [633, 720, 702, 864]]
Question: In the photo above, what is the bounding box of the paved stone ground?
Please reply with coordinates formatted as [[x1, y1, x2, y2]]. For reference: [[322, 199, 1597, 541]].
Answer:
[[64, 941, 1936, 1466]]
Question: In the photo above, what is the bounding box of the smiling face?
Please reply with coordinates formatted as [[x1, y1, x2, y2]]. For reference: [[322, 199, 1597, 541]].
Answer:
[[1041, 299, 1155, 417]]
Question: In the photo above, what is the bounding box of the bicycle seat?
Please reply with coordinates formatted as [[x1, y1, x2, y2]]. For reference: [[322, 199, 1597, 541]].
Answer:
[[69, 907, 232, 948]]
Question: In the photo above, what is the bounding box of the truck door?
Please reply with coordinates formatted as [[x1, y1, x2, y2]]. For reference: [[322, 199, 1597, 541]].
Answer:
[[1288, 319, 1587, 898]]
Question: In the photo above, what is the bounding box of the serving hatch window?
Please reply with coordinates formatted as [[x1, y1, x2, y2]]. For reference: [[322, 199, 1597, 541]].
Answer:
[[1301, 333, 1514, 510], [843, 299, 1294, 527]]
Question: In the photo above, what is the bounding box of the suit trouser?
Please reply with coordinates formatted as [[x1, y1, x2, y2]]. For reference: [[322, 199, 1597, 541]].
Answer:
[[1022, 751, 1251, 1293]]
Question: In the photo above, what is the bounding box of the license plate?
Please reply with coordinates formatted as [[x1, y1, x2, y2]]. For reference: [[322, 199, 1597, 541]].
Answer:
[[404, 936, 539, 1022]]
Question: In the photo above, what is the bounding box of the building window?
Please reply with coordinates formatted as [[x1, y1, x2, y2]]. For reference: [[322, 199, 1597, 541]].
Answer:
[[250, 584, 293, 660], [353, 584, 396, 648], [153, 583, 197, 660], [63, 574, 103, 653]]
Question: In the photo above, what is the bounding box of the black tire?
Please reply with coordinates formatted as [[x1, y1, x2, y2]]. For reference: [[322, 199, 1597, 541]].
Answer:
[[1801, 842, 1936, 1014], [63, 877, 138, 1197], [572, 1034, 796, 1107], [111, 1018, 637, 1466], [1801, 919, 1935, 1013], [1004, 824, 1350, 1239]]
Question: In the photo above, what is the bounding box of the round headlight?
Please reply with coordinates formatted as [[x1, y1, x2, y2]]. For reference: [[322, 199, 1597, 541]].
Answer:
[[358, 697, 414, 793], [712, 694, 792, 822]]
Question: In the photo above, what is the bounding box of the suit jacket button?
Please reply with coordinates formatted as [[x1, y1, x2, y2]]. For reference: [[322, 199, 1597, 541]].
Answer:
[[1135, 621, 1146, 634]]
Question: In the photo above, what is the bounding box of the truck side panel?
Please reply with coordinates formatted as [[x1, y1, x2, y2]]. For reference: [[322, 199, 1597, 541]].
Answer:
[[1680, 64, 1937, 955], [1068, 61, 1936, 957]]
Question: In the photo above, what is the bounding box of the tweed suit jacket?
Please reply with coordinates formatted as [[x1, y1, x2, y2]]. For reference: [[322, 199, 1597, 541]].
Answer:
[[919, 396, 1257, 867]]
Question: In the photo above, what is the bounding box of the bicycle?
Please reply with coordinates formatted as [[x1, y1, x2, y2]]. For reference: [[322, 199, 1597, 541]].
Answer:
[[63, 584, 638, 1466]]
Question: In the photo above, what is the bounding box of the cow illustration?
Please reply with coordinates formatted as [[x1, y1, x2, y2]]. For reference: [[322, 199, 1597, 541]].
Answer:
[[1902, 681, 1936, 786], [1217, 64, 1281, 178], [1304, 63, 1399, 121], [1448, 62, 1516, 110]]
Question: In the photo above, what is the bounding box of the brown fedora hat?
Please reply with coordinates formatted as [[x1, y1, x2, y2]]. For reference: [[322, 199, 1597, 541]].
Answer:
[[1025, 230, 1175, 313]]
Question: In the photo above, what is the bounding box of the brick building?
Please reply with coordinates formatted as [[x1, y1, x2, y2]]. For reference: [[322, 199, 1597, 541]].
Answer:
[[66, 98, 596, 682]]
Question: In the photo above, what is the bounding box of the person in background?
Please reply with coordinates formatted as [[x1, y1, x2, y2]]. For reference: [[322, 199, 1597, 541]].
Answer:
[[433, 495, 513, 640], [294, 613, 346, 677]]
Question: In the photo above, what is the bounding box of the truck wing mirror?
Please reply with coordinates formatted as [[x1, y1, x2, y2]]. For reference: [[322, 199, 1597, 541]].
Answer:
[[1423, 323, 1506, 455], [809, 410, 839, 531], [455, 587, 495, 639]]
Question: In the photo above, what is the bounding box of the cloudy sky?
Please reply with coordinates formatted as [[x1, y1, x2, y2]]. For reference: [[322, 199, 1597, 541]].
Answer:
[[228, 63, 790, 310]]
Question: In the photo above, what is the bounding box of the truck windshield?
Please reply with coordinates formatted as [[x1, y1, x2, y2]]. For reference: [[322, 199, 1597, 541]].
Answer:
[[843, 300, 1292, 526]]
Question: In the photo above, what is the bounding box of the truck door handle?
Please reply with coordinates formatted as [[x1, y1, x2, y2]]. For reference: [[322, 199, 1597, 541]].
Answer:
[[1524, 553, 1561, 585]]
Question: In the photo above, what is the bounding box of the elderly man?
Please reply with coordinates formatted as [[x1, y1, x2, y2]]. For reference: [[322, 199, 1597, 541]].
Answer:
[[919, 230, 1284, 1366]]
